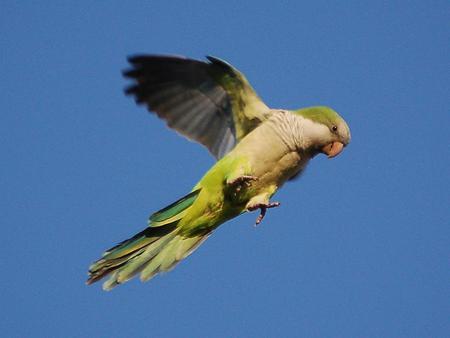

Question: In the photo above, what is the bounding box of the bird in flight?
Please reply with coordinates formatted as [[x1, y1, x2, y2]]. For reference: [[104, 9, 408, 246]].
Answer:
[[87, 55, 351, 290]]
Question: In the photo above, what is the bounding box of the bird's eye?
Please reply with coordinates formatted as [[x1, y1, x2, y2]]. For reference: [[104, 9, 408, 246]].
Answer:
[[332, 125, 338, 132]]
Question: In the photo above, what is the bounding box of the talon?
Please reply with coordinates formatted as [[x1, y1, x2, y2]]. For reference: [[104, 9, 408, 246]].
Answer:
[[255, 208, 266, 225], [227, 175, 258, 187], [227, 175, 258, 197], [248, 202, 280, 226], [266, 202, 280, 208]]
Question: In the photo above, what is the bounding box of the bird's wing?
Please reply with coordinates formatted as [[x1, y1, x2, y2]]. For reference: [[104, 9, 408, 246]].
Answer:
[[124, 55, 271, 159]]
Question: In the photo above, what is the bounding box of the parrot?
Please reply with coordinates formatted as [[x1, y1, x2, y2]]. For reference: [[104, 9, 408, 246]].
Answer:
[[86, 55, 351, 290]]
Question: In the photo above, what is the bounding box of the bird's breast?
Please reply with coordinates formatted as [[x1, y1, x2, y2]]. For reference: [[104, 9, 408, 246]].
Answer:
[[254, 150, 307, 188], [229, 118, 310, 193]]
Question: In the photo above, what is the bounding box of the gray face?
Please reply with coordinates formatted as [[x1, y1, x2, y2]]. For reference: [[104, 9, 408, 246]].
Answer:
[[306, 117, 351, 158], [333, 120, 351, 146]]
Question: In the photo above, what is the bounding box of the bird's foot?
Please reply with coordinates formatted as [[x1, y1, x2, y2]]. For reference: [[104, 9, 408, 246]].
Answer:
[[227, 175, 258, 193], [247, 202, 280, 226]]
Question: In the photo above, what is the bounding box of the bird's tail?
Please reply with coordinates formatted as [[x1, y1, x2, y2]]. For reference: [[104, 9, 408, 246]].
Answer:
[[86, 189, 210, 290]]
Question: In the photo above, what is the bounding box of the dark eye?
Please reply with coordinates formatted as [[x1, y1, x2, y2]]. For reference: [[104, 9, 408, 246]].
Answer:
[[332, 125, 338, 132]]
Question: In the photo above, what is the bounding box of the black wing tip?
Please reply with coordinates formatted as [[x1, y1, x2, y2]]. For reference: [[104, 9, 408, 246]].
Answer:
[[122, 68, 138, 78], [127, 54, 191, 64], [123, 86, 149, 105], [126, 54, 150, 65], [124, 85, 136, 95], [124, 54, 199, 79], [127, 54, 226, 67]]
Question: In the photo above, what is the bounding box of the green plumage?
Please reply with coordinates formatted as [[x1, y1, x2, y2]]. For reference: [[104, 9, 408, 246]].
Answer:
[[150, 189, 200, 226]]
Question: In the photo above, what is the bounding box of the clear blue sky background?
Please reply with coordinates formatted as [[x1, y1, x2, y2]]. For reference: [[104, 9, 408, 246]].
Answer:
[[1, 1, 448, 337]]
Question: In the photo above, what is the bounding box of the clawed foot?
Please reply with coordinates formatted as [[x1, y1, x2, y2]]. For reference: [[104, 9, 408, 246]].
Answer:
[[247, 202, 281, 226], [227, 175, 258, 193]]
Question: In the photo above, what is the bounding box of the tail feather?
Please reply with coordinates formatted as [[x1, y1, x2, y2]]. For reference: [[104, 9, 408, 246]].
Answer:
[[86, 223, 177, 286], [114, 230, 177, 285], [86, 189, 212, 290], [140, 234, 210, 282], [102, 223, 177, 260], [101, 229, 179, 291], [91, 227, 210, 290]]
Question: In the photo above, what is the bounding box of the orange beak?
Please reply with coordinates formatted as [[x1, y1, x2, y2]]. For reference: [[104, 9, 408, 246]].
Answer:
[[322, 141, 344, 158]]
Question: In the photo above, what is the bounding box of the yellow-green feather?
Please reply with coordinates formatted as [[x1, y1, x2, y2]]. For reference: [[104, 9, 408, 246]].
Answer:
[[294, 106, 343, 129], [206, 56, 270, 140]]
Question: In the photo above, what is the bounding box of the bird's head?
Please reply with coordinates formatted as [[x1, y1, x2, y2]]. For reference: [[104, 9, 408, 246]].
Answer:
[[294, 106, 351, 158]]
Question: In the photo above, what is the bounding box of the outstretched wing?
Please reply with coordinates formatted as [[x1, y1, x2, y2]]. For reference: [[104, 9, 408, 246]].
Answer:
[[123, 55, 270, 159]]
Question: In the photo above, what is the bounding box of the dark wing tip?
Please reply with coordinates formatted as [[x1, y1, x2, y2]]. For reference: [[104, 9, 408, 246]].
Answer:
[[124, 85, 149, 104], [127, 54, 190, 64], [124, 54, 198, 79], [122, 68, 140, 78], [124, 85, 137, 95], [127, 54, 150, 64]]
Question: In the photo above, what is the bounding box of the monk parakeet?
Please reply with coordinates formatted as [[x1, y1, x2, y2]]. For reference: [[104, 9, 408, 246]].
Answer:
[[87, 55, 351, 290]]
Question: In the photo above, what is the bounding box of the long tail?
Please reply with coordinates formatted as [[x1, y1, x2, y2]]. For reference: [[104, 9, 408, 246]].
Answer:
[[86, 190, 210, 290]]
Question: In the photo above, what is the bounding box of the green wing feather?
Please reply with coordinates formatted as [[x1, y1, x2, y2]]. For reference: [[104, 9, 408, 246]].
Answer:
[[149, 189, 200, 226], [205, 56, 270, 140]]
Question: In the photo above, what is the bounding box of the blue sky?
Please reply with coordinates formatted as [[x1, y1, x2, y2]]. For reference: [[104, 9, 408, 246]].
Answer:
[[1, 1, 448, 337]]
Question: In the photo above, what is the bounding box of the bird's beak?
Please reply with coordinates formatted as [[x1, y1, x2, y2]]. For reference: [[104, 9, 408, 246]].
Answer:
[[322, 141, 344, 158]]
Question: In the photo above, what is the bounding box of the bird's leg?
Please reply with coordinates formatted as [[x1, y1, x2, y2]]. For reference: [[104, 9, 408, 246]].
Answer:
[[247, 201, 281, 226], [226, 175, 258, 193]]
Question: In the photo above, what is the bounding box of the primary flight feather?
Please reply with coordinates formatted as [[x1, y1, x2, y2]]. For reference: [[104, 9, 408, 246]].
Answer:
[[87, 55, 351, 290]]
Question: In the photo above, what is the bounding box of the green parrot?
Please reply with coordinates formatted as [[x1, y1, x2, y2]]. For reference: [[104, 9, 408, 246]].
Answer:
[[87, 55, 351, 290]]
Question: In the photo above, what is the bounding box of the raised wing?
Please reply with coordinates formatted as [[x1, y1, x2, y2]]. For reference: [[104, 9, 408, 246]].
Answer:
[[123, 55, 270, 159]]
